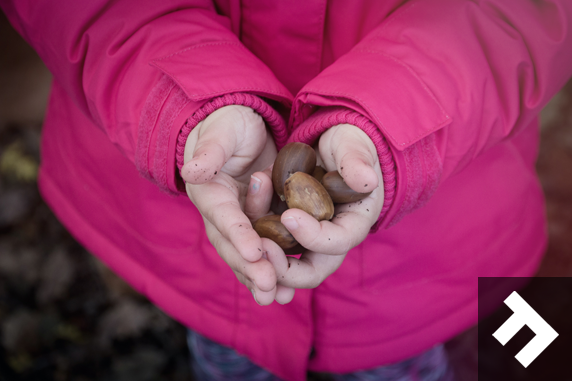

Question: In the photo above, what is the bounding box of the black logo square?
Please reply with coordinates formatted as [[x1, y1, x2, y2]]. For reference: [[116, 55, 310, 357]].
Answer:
[[478, 277, 572, 380]]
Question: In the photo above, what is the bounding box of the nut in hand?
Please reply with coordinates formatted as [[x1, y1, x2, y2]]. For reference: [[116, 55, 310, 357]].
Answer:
[[321, 171, 372, 204], [272, 142, 316, 200], [284, 172, 334, 221], [312, 166, 327, 183], [253, 214, 298, 250]]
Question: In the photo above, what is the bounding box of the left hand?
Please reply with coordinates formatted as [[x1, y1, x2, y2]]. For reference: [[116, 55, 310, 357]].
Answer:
[[181, 105, 294, 305], [271, 124, 385, 289]]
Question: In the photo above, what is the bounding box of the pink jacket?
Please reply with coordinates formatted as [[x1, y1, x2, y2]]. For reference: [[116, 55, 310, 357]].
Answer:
[[3, 0, 572, 380]]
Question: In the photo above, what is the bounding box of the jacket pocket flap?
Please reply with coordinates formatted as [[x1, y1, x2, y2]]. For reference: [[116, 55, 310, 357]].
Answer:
[[151, 42, 293, 105]]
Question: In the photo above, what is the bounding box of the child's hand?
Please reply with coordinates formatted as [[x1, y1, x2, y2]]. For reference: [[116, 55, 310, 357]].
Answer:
[[275, 124, 384, 289], [181, 105, 291, 305]]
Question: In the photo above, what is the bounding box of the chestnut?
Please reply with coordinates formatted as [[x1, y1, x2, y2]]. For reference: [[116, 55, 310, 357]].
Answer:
[[311, 166, 327, 183], [284, 172, 334, 221], [253, 214, 298, 250], [283, 244, 305, 255], [272, 142, 316, 200], [321, 171, 372, 203], [270, 193, 289, 215]]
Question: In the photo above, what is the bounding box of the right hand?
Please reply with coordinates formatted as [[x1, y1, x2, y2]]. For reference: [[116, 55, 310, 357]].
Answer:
[[181, 105, 294, 305], [273, 124, 384, 289]]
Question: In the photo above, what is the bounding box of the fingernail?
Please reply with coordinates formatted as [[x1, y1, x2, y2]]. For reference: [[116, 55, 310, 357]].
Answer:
[[282, 216, 299, 230], [249, 175, 262, 194], [251, 289, 261, 305]]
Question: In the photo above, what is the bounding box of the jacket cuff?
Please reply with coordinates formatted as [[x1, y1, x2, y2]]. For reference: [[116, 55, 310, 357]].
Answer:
[[136, 74, 288, 194], [136, 74, 199, 195], [290, 106, 443, 230], [387, 132, 442, 227], [288, 107, 396, 231], [175, 92, 288, 176]]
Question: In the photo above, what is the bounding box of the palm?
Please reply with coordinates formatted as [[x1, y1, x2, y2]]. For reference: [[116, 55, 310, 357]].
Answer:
[[270, 124, 385, 289]]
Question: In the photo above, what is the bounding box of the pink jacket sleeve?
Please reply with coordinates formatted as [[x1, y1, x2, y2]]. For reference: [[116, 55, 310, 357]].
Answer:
[[290, 0, 572, 228], [0, 0, 292, 193]]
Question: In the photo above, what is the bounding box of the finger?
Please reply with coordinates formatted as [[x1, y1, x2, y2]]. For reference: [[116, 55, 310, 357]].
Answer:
[[261, 238, 296, 303], [194, 186, 264, 262], [181, 140, 229, 184], [235, 272, 277, 306], [280, 208, 372, 255], [181, 111, 241, 184], [319, 124, 379, 193], [262, 237, 292, 277], [253, 283, 278, 305], [281, 251, 346, 289], [206, 222, 277, 292], [244, 170, 274, 221], [275, 285, 295, 304]]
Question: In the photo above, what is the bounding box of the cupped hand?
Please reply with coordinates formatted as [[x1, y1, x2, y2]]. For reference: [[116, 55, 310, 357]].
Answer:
[[181, 105, 293, 305], [275, 124, 384, 289]]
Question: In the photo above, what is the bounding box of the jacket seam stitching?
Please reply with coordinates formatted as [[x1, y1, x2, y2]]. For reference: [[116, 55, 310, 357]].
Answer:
[[153, 65, 290, 98], [373, 1, 418, 37], [152, 41, 243, 62], [152, 65, 290, 99]]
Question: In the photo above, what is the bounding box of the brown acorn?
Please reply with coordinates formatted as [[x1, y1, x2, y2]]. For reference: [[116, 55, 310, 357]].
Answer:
[[284, 172, 334, 221], [312, 166, 327, 183], [321, 171, 372, 203], [284, 244, 305, 255], [270, 193, 289, 215], [253, 214, 298, 250], [272, 142, 316, 200]]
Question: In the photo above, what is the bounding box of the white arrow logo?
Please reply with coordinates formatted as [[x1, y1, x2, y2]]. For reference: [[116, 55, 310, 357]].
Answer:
[[492, 291, 558, 367]]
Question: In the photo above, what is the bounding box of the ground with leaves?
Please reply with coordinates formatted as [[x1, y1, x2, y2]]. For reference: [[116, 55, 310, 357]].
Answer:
[[0, 123, 194, 381]]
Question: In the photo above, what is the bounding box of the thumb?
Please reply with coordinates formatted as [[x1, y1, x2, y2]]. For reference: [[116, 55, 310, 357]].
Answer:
[[180, 106, 249, 184], [320, 124, 379, 193], [181, 138, 232, 184]]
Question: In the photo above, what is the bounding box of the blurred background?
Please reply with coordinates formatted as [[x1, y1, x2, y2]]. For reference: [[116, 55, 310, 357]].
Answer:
[[1, 9, 571, 381]]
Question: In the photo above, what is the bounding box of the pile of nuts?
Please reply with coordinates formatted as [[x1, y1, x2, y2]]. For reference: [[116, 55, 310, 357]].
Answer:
[[253, 142, 371, 253]]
